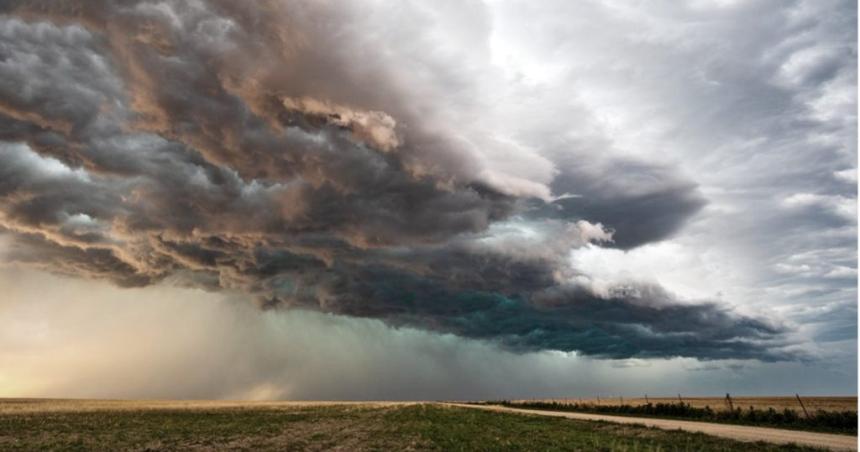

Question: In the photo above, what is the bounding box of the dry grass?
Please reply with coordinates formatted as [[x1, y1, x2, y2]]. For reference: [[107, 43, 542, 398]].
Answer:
[[0, 398, 414, 414], [513, 396, 857, 413]]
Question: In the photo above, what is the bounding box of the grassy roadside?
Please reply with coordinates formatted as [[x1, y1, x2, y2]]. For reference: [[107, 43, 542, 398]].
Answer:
[[482, 401, 858, 435], [0, 403, 827, 451]]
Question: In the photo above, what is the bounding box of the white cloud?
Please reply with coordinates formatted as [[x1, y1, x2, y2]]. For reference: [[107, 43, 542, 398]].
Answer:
[[782, 193, 857, 221]]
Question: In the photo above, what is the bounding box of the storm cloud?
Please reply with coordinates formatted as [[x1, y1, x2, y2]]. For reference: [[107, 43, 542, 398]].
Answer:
[[0, 0, 851, 364]]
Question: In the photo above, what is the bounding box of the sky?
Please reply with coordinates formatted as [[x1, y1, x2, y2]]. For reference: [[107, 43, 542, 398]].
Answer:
[[0, 0, 856, 399]]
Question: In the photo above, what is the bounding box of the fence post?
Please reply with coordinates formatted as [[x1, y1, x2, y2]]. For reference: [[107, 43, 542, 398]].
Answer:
[[725, 393, 734, 411], [678, 393, 683, 404], [796, 393, 810, 419]]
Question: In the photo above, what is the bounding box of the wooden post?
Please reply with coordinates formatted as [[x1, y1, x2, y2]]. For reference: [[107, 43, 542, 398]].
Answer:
[[645, 394, 649, 404], [677, 393, 683, 404], [796, 393, 810, 419], [725, 393, 734, 411]]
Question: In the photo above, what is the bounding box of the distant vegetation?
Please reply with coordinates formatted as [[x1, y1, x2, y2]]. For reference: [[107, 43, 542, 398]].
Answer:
[[487, 400, 858, 435]]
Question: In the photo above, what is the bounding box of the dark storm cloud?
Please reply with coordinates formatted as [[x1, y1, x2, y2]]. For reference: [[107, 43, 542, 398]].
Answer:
[[542, 158, 707, 249], [0, 0, 794, 360], [271, 261, 789, 360]]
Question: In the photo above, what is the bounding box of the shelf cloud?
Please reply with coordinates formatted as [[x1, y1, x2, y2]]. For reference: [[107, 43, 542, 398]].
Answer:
[[0, 0, 853, 368]]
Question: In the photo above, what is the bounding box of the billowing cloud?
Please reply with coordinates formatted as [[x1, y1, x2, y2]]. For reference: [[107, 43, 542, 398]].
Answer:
[[0, 0, 851, 365]]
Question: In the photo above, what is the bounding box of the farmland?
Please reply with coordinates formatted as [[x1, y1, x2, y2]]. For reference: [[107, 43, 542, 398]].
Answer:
[[0, 399, 835, 451]]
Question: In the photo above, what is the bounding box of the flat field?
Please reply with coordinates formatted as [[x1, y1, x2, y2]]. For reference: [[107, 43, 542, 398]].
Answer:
[[0, 399, 827, 451], [515, 397, 857, 413]]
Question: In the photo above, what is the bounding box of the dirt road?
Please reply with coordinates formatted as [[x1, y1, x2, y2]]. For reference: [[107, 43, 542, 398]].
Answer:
[[448, 403, 857, 451]]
